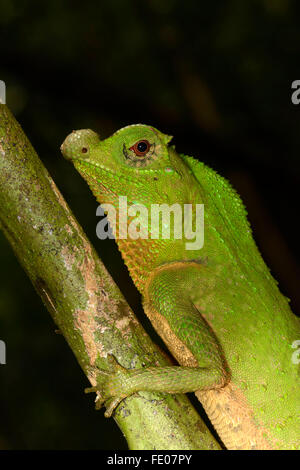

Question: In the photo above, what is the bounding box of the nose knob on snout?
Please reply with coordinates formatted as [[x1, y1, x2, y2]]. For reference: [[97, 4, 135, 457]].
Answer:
[[61, 129, 100, 161]]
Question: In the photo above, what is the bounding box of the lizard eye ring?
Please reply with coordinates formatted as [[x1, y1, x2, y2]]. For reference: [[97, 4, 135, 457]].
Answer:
[[129, 139, 151, 156]]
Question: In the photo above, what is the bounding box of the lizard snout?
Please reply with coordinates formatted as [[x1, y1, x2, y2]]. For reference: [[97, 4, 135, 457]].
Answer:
[[61, 129, 100, 161]]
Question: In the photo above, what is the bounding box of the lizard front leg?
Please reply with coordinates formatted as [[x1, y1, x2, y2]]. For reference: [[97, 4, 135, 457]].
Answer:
[[86, 263, 229, 417], [142, 262, 229, 389]]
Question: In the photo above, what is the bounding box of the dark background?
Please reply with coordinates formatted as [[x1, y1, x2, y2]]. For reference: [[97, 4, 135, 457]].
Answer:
[[0, 0, 299, 449]]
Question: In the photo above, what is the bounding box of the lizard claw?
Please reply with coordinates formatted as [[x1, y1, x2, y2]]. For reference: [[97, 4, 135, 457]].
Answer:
[[103, 397, 125, 417], [84, 354, 130, 417]]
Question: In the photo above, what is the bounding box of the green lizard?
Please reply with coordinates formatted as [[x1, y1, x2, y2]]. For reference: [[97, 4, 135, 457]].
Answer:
[[61, 124, 300, 450]]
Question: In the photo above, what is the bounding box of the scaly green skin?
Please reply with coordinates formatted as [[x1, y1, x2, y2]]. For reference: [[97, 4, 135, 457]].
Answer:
[[61, 125, 300, 450]]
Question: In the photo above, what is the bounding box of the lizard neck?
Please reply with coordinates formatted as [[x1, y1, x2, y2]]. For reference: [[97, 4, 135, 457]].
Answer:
[[111, 202, 203, 294], [92, 173, 202, 294], [116, 237, 165, 293]]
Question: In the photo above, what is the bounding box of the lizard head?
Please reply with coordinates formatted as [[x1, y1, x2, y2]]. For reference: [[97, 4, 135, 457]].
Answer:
[[61, 124, 196, 208], [61, 124, 201, 286]]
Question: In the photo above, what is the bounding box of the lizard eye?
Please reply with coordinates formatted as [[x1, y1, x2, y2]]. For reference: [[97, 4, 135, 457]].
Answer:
[[129, 139, 151, 156], [81, 147, 88, 153]]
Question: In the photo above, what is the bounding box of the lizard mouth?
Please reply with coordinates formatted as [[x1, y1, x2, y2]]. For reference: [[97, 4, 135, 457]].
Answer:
[[74, 159, 141, 200], [74, 159, 118, 194], [74, 157, 163, 180], [74, 158, 119, 175]]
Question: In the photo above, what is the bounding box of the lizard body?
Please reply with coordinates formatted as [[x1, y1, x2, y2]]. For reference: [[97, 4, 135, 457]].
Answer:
[[61, 125, 300, 450]]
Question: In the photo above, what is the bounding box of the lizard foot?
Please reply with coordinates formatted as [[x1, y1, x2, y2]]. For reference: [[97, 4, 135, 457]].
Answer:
[[85, 355, 132, 417]]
